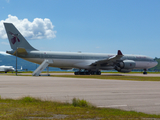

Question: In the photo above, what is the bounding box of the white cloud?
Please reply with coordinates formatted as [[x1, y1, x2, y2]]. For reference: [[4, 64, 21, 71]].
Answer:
[[6, 0, 10, 3], [96, 46, 100, 49], [0, 14, 57, 40], [0, 51, 10, 55], [1, 42, 9, 45]]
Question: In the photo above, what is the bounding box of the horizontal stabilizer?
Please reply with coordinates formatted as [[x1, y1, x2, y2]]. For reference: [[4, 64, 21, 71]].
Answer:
[[13, 47, 28, 55]]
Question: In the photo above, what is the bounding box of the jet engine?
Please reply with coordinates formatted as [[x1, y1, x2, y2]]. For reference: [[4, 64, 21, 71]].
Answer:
[[115, 60, 136, 73]]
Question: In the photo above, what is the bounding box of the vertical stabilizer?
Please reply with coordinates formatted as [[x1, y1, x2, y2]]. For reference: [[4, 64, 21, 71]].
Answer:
[[4, 23, 37, 50]]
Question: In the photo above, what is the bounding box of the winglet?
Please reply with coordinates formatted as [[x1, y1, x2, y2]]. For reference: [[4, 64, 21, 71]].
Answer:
[[118, 50, 123, 55]]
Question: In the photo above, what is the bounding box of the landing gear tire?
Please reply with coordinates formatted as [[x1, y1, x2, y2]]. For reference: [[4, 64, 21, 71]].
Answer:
[[74, 72, 80, 75], [143, 71, 147, 74], [91, 71, 95, 75], [90, 71, 101, 75], [143, 69, 147, 75], [74, 70, 101, 75], [96, 71, 101, 75], [87, 72, 91, 75]]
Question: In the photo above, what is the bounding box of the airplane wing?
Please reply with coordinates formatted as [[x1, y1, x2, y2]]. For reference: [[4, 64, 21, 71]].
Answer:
[[90, 50, 123, 66]]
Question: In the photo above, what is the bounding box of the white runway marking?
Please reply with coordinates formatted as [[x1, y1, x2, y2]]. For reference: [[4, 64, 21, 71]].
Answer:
[[97, 105, 128, 108]]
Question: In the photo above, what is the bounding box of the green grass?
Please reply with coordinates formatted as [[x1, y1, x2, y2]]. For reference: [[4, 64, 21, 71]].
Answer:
[[50, 75, 160, 81], [0, 96, 160, 120], [1, 72, 160, 81], [72, 98, 92, 107]]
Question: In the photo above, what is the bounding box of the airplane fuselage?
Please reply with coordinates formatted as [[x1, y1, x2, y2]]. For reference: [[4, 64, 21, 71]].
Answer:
[[7, 50, 157, 71], [0, 65, 15, 73]]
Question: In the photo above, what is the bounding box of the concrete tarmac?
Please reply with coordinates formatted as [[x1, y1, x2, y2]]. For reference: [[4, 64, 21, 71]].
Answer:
[[0, 75, 160, 114]]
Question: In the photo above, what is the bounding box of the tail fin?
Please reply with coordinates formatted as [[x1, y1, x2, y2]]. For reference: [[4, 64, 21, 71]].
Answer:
[[4, 23, 36, 50]]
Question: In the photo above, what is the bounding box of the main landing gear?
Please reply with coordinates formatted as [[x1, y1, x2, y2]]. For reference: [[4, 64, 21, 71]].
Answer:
[[74, 70, 101, 75]]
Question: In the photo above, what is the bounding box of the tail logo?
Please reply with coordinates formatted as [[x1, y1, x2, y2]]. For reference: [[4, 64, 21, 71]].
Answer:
[[8, 31, 20, 44]]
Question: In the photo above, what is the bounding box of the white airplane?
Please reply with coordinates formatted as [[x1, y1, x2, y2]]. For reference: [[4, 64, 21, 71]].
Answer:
[[3, 23, 158, 76], [0, 65, 15, 73]]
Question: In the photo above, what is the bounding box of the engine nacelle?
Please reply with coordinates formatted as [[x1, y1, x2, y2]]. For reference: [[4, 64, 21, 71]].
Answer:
[[115, 60, 136, 73]]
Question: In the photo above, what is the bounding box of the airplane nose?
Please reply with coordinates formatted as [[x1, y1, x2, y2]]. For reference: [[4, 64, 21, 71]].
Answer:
[[152, 61, 158, 67], [155, 61, 158, 66]]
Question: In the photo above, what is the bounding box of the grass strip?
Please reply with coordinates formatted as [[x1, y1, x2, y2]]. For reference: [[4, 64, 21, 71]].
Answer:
[[0, 96, 160, 120], [1, 73, 160, 81]]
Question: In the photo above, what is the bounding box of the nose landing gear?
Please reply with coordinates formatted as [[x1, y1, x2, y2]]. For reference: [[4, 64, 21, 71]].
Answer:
[[143, 69, 147, 74]]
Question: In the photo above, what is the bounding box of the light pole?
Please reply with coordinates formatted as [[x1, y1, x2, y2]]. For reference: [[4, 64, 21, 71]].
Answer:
[[16, 47, 17, 76], [15, 33, 20, 76]]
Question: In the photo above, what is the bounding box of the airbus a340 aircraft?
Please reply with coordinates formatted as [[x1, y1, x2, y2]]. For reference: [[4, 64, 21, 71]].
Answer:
[[3, 23, 158, 76]]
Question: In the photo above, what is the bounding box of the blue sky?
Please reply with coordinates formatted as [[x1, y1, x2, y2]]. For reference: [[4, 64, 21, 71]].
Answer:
[[0, 0, 160, 57]]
